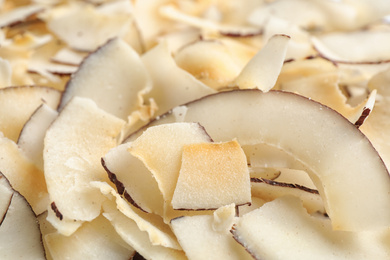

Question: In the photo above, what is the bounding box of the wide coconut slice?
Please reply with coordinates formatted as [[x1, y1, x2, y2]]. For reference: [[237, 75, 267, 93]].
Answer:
[[231, 196, 390, 259], [171, 140, 251, 210], [0, 173, 46, 260], [0, 135, 48, 215], [45, 214, 135, 260], [170, 204, 253, 260], [102, 142, 164, 215], [0, 4, 44, 28], [0, 85, 61, 142], [43, 96, 125, 227], [134, 89, 390, 231], [58, 37, 151, 120], [18, 103, 58, 170]]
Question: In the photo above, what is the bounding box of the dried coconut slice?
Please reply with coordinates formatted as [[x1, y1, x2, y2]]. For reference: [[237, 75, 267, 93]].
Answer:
[[142, 41, 215, 116], [134, 90, 390, 231], [128, 123, 213, 221], [0, 85, 61, 142], [0, 135, 48, 215], [360, 68, 390, 169], [45, 215, 135, 260], [251, 176, 324, 214], [51, 47, 88, 66], [170, 204, 253, 260], [231, 196, 390, 260], [278, 72, 376, 125], [233, 34, 290, 91], [101, 200, 186, 260], [91, 181, 181, 250], [46, 2, 133, 52], [18, 103, 58, 170], [43, 96, 125, 225], [102, 142, 164, 215], [0, 173, 46, 260], [0, 58, 11, 88], [59, 38, 151, 120], [171, 140, 251, 210], [312, 31, 390, 63], [0, 4, 44, 28], [174, 40, 246, 89], [159, 4, 261, 37]]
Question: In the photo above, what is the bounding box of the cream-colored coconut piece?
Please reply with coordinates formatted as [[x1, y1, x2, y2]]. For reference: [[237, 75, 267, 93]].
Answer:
[[44, 97, 125, 226], [0, 135, 48, 215], [0, 173, 46, 260], [0, 86, 61, 142], [102, 142, 164, 215], [0, 4, 44, 28], [45, 215, 135, 260], [18, 103, 58, 170], [231, 196, 390, 260], [59, 38, 151, 120], [171, 140, 251, 210], [142, 89, 390, 231], [0, 58, 11, 88], [46, 3, 133, 52], [91, 181, 181, 250], [142, 41, 215, 116], [170, 204, 253, 260], [128, 123, 213, 220], [101, 200, 187, 260], [233, 34, 290, 92]]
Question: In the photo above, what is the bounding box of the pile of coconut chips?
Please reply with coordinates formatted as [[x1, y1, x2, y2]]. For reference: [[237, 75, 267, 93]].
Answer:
[[1, 0, 390, 259]]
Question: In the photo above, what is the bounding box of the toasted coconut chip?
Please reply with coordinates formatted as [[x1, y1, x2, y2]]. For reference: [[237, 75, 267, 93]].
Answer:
[[174, 40, 246, 89], [170, 206, 253, 260], [45, 2, 133, 52], [231, 196, 390, 260], [129, 123, 213, 220], [59, 38, 152, 120], [172, 140, 251, 210], [0, 58, 12, 88], [37, 211, 56, 260], [102, 142, 164, 215], [45, 214, 135, 260], [46, 206, 83, 237], [0, 85, 60, 142], [101, 200, 186, 260], [262, 16, 314, 60], [142, 41, 215, 116], [160, 4, 261, 36], [0, 173, 46, 260], [360, 68, 390, 169], [312, 31, 390, 63], [51, 47, 88, 66], [138, 90, 390, 231], [91, 181, 182, 250], [18, 103, 58, 170], [279, 72, 376, 124], [251, 176, 324, 214], [0, 4, 44, 28], [233, 34, 290, 91], [43, 97, 125, 225]]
